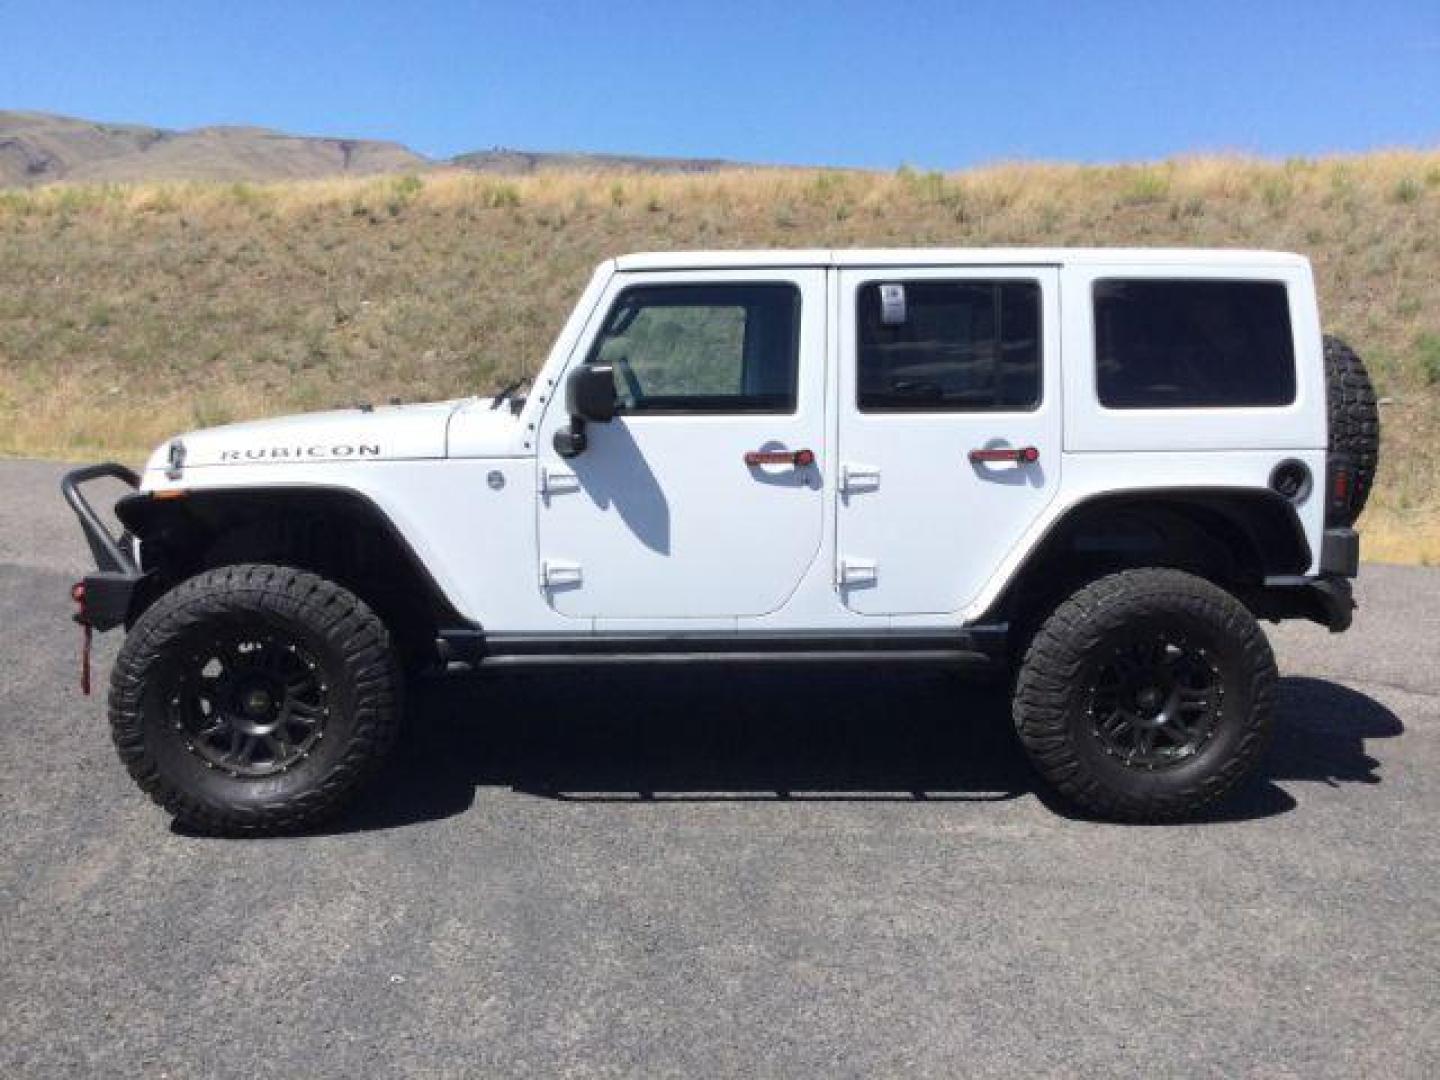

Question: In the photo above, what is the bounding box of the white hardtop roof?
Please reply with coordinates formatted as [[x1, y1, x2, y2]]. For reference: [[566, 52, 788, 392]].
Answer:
[[613, 247, 1308, 271]]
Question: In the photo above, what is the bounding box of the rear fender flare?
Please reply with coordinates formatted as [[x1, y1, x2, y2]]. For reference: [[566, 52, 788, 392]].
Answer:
[[976, 486, 1312, 626]]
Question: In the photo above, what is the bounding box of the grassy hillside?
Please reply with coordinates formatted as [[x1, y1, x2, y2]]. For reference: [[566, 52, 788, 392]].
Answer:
[[1, 155, 1437, 562]]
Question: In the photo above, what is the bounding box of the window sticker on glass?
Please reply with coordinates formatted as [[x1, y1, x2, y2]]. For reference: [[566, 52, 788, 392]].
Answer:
[[879, 283, 907, 325]]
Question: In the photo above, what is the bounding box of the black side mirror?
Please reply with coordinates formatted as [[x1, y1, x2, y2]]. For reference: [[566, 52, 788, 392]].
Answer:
[[566, 364, 618, 423], [554, 364, 618, 459]]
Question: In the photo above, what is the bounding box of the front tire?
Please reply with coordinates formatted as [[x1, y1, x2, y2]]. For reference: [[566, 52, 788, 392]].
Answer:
[[1013, 568, 1277, 822], [109, 564, 401, 835]]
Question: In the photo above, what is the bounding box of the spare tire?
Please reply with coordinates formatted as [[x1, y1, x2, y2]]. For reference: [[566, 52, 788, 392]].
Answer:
[[1323, 335, 1380, 526]]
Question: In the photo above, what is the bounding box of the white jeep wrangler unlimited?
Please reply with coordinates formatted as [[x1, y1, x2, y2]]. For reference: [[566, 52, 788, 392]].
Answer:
[[65, 248, 1377, 833]]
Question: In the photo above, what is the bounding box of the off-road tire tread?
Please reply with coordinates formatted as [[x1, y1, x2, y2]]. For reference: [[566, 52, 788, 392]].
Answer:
[[1013, 568, 1277, 822], [1323, 334, 1379, 525], [109, 564, 401, 836]]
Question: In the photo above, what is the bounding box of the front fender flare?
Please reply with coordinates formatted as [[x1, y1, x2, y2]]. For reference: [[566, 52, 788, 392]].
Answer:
[[115, 482, 474, 632]]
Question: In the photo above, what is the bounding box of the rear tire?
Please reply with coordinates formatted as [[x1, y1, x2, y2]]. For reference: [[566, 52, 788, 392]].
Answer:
[[1013, 568, 1277, 822], [109, 564, 401, 835]]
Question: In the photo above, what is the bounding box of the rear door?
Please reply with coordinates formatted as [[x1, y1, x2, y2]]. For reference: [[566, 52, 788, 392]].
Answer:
[[835, 266, 1061, 615]]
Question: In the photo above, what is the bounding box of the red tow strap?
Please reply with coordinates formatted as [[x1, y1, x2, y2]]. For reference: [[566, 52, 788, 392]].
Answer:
[[71, 581, 93, 695], [79, 622, 93, 696]]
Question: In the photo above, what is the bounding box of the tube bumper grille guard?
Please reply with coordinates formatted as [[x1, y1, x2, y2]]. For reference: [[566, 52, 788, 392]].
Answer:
[[61, 464, 146, 632]]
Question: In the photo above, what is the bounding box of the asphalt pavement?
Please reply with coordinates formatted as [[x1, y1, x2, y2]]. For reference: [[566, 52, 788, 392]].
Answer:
[[2, 459, 1436, 1078]]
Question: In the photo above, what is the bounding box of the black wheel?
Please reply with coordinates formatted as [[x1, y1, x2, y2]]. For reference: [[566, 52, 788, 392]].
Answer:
[[1323, 334, 1379, 526], [1013, 568, 1277, 822], [109, 564, 401, 835]]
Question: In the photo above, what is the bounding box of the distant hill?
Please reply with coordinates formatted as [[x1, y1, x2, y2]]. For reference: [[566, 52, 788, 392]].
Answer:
[[0, 110, 745, 186], [449, 148, 739, 175], [0, 111, 426, 185]]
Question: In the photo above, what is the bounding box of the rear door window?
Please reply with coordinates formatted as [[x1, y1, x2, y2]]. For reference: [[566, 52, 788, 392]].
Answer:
[[857, 280, 1041, 412], [1093, 280, 1296, 408]]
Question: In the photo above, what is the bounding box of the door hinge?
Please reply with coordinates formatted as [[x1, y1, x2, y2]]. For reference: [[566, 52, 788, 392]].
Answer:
[[541, 560, 584, 588], [539, 465, 579, 498], [837, 558, 878, 587], [839, 462, 881, 494]]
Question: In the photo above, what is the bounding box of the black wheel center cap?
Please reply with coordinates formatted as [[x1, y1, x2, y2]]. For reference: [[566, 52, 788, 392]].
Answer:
[[242, 687, 274, 716], [1136, 686, 1165, 713], [230, 679, 283, 735]]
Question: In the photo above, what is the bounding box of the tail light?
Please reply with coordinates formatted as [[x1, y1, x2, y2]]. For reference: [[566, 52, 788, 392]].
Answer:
[[1325, 453, 1356, 524]]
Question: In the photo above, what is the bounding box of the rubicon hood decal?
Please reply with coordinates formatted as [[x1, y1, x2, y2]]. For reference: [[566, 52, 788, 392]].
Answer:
[[219, 443, 383, 462], [145, 399, 467, 470]]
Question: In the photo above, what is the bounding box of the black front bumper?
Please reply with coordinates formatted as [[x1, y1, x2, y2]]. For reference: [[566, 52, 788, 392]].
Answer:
[[1255, 527, 1360, 633], [61, 463, 148, 632]]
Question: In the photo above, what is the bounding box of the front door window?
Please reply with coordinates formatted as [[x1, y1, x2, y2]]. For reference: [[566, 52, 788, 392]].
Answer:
[[588, 284, 800, 414]]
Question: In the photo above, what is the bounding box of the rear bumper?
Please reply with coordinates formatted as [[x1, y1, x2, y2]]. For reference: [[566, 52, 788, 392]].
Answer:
[[1317, 526, 1360, 578], [61, 463, 147, 632], [1258, 574, 1355, 632], [1255, 527, 1359, 633]]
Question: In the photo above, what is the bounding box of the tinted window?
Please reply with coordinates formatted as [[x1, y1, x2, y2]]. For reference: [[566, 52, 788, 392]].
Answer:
[[1094, 280, 1295, 408], [589, 284, 800, 413], [857, 281, 1041, 412]]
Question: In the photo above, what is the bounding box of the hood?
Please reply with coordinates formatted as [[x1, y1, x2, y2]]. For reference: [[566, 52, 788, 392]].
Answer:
[[144, 399, 472, 472]]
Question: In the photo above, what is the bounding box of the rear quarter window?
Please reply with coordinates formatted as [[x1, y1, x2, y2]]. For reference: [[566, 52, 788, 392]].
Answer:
[[1093, 279, 1296, 409]]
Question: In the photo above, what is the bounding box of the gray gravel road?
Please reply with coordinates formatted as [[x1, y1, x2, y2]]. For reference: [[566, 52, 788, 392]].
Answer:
[[2, 459, 1436, 1078]]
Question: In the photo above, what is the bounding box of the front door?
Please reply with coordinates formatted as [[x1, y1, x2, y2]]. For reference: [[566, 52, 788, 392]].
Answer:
[[835, 266, 1062, 615], [536, 268, 827, 620]]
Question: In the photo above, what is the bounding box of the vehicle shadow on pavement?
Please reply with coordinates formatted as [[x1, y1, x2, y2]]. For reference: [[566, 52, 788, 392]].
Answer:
[[318, 670, 1403, 834]]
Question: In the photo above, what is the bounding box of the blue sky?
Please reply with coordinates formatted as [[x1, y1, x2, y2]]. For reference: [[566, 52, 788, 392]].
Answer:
[[3, 1, 1437, 168]]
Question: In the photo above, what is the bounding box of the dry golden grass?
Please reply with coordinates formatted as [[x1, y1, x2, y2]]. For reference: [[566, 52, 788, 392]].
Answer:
[[2, 154, 1438, 561]]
